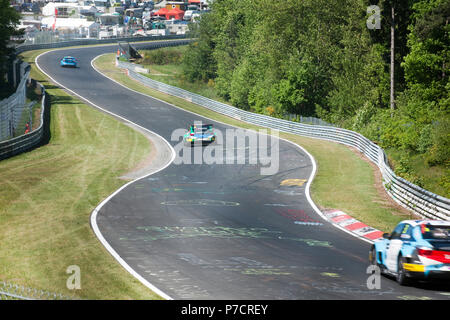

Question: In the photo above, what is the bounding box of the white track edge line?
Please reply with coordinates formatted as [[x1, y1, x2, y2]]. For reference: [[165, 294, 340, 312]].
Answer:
[[35, 50, 176, 300]]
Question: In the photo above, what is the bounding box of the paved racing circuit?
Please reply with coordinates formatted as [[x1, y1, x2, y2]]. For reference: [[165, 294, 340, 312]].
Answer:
[[37, 42, 450, 300]]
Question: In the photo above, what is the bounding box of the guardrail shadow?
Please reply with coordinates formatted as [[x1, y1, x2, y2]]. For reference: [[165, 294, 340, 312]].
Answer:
[[38, 91, 51, 147]]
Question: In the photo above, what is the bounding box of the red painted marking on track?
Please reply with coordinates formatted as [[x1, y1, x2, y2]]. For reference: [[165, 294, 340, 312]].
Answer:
[[331, 215, 352, 223], [324, 209, 384, 242], [363, 231, 384, 240], [276, 209, 321, 223], [346, 222, 367, 231]]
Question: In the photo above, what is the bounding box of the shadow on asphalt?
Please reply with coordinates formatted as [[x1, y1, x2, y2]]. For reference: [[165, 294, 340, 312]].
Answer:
[[383, 274, 450, 293]]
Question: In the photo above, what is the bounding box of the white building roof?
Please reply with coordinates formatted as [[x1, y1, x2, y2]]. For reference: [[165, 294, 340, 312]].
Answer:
[[42, 2, 80, 16], [41, 17, 99, 29]]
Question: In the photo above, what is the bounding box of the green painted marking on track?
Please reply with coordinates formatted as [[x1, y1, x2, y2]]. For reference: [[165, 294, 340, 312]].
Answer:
[[161, 199, 240, 206], [397, 295, 433, 300], [320, 272, 340, 278], [225, 268, 292, 276], [119, 226, 333, 248]]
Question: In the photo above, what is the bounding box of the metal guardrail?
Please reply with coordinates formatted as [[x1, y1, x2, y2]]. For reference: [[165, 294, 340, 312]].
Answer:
[[0, 60, 32, 142], [15, 34, 188, 54], [0, 71, 28, 141], [0, 82, 46, 161], [117, 60, 450, 221]]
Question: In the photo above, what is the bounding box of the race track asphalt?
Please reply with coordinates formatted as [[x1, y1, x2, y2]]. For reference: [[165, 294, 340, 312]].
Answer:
[[36, 42, 450, 300]]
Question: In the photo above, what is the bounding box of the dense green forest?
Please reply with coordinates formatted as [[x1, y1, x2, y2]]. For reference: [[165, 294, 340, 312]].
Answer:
[[0, 0, 22, 98], [182, 0, 449, 197]]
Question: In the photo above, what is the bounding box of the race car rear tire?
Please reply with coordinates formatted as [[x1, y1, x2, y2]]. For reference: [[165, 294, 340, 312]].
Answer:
[[369, 246, 377, 265], [396, 255, 410, 286], [370, 246, 387, 275]]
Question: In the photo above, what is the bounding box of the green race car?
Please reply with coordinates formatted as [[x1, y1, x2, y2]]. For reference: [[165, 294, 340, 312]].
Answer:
[[183, 124, 216, 145]]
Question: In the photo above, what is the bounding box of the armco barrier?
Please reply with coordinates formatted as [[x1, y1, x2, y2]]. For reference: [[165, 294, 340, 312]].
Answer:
[[0, 71, 28, 141], [0, 82, 46, 160], [15, 34, 189, 54], [117, 60, 450, 221], [0, 60, 31, 141]]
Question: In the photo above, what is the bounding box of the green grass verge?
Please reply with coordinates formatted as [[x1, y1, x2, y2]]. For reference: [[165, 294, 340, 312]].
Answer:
[[386, 148, 449, 199], [95, 53, 416, 233], [0, 49, 162, 300]]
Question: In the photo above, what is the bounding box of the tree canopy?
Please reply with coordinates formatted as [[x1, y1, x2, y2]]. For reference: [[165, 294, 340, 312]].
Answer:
[[182, 0, 449, 195], [0, 0, 22, 96]]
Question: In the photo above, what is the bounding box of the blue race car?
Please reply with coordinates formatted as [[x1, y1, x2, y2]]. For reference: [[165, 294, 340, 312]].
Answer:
[[369, 220, 450, 285], [183, 124, 216, 146], [60, 56, 78, 68]]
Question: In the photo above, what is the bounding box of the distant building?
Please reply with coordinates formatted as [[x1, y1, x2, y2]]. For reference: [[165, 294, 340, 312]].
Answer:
[[188, 0, 210, 10], [154, 0, 167, 9], [92, 0, 108, 13], [42, 2, 81, 18], [41, 1, 99, 36], [41, 16, 99, 37], [164, 19, 188, 34], [98, 12, 122, 25]]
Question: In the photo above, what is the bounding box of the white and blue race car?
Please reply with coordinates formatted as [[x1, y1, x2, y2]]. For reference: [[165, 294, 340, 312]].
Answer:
[[369, 220, 450, 285]]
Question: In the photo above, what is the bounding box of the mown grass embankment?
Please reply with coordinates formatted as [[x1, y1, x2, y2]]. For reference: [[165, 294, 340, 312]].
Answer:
[[137, 46, 227, 104], [95, 52, 415, 233], [0, 48, 161, 299]]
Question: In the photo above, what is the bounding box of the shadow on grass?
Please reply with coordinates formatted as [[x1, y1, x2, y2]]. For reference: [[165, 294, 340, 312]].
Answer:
[[42, 84, 61, 90], [50, 95, 80, 105], [39, 92, 52, 146]]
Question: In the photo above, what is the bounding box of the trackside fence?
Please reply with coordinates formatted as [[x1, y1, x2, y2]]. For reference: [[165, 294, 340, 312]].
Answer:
[[0, 80, 46, 160], [0, 63, 29, 142], [0, 281, 74, 300], [15, 34, 188, 54], [117, 59, 450, 221]]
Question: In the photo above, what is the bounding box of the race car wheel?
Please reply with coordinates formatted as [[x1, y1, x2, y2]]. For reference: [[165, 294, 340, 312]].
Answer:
[[370, 246, 386, 274], [396, 255, 410, 286], [369, 246, 377, 265]]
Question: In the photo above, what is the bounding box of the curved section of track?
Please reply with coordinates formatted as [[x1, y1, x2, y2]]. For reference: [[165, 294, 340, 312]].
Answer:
[[37, 43, 450, 300]]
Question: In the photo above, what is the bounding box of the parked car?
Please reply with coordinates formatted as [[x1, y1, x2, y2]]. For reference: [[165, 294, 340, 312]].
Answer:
[[183, 10, 198, 21], [369, 220, 450, 285]]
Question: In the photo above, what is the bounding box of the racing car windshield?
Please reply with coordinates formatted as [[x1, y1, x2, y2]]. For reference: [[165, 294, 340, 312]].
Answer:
[[421, 224, 450, 240]]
